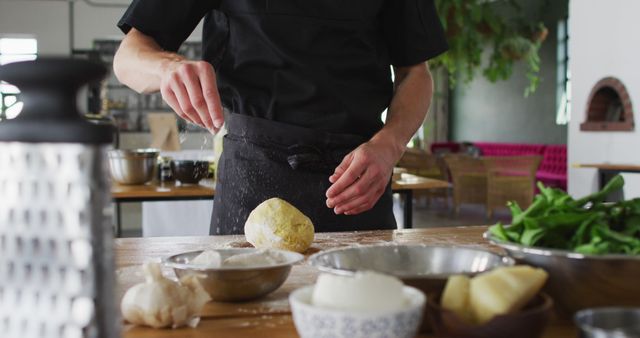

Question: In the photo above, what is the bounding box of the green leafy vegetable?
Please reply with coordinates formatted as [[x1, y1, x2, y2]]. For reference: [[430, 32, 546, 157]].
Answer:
[[489, 175, 640, 255]]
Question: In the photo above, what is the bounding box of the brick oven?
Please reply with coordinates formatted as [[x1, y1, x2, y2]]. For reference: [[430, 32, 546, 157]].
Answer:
[[580, 77, 634, 131]]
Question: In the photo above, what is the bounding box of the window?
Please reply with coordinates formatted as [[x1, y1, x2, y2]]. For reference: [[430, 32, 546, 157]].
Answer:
[[0, 37, 37, 120], [556, 18, 570, 125]]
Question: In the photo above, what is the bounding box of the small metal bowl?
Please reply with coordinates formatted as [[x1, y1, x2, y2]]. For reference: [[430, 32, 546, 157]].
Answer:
[[108, 148, 159, 185], [163, 248, 304, 302], [575, 308, 640, 338], [171, 160, 209, 184], [485, 231, 640, 315], [309, 244, 514, 296]]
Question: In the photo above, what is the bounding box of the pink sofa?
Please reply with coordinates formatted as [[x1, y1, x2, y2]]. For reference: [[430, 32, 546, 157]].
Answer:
[[473, 142, 546, 157], [536, 145, 567, 190], [430, 142, 567, 190]]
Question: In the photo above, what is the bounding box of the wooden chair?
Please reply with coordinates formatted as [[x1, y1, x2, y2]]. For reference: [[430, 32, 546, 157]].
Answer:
[[443, 154, 487, 213], [397, 148, 450, 207], [483, 156, 542, 218], [397, 148, 440, 177]]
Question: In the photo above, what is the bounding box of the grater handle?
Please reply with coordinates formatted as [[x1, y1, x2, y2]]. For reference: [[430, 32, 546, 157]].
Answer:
[[0, 57, 113, 144]]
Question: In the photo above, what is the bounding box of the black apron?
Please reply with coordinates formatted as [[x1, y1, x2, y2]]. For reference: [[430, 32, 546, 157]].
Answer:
[[210, 113, 397, 235]]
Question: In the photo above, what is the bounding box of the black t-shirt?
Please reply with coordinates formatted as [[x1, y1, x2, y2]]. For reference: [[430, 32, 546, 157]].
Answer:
[[118, 0, 448, 138]]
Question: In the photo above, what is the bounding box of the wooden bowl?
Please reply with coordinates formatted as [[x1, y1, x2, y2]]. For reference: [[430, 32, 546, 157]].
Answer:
[[426, 293, 554, 338]]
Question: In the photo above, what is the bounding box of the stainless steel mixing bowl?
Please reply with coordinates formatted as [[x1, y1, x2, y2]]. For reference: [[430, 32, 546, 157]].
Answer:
[[108, 148, 159, 185], [309, 244, 514, 294], [163, 248, 304, 302], [575, 308, 640, 338], [485, 231, 640, 315]]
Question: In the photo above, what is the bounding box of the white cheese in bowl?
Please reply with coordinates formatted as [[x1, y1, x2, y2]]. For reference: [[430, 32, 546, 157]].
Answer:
[[190, 250, 222, 267], [311, 271, 405, 312], [190, 249, 286, 268], [222, 249, 286, 267]]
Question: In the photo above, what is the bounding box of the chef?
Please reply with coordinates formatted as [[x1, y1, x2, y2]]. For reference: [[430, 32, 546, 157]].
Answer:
[[113, 0, 448, 235]]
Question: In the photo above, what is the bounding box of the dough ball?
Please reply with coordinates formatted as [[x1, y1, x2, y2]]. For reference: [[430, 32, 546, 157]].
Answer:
[[244, 198, 314, 253]]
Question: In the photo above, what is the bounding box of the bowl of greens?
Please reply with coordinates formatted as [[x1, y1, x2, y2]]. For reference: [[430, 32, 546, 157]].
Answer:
[[485, 175, 640, 315]]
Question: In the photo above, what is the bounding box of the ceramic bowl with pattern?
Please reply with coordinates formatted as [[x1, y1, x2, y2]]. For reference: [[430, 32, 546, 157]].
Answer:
[[289, 285, 425, 338]]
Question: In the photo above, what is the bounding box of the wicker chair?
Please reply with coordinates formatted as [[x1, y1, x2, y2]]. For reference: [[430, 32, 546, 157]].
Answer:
[[397, 148, 449, 206], [443, 154, 487, 213], [397, 148, 440, 177], [483, 156, 542, 218]]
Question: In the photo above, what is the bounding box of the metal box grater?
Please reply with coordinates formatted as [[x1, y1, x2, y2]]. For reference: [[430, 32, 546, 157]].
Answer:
[[0, 58, 119, 338]]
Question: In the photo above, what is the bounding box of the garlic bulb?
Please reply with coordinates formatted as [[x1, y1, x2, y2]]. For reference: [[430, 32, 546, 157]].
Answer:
[[120, 263, 211, 329]]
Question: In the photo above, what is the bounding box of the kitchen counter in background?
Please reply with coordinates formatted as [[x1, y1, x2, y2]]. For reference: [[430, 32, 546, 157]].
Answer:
[[112, 174, 451, 237]]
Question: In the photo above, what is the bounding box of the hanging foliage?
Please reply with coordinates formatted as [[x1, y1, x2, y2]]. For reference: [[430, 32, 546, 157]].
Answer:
[[430, 0, 549, 96]]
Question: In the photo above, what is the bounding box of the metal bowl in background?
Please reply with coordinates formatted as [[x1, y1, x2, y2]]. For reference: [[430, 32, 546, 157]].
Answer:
[[163, 248, 304, 302], [108, 148, 159, 185], [575, 308, 640, 338], [485, 231, 640, 315], [309, 244, 514, 295], [171, 160, 209, 184]]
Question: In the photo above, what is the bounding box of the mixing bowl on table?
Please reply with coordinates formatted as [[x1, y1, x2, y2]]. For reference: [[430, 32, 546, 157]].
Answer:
[[163, 248, 304, 302], [171, 160, 210, 184], [309, 244, 515, 295], [575, 307, 640, 338], [108, 148, 159, 185], [485, 230, 640, 315]]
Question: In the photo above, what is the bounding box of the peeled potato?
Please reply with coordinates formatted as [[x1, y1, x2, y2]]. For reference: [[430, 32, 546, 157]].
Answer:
[[244, 198, 314, 253], [441, 275, 473, 324], [469, 265, 548, 324]]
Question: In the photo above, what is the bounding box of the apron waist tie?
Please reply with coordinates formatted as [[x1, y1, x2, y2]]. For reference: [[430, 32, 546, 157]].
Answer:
[[286, 144, 341, 172], [225, 112, 366, 174]]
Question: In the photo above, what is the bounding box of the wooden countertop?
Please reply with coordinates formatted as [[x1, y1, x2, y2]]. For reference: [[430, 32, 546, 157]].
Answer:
[[392, 173, 451, 191], [574, 163, 640, 171], [112, 180, 216, 200], [112, 174, 449, 200], [116, 226, 576, 338]]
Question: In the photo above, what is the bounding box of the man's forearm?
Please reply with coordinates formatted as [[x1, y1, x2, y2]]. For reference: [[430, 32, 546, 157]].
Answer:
[[370, 62, 434, 161], [113, 28, 185, 94]]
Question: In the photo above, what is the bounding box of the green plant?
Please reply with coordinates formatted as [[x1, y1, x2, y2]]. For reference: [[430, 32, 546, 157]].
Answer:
[[490, 175, 640, 255], [431, 0, 548, 97]]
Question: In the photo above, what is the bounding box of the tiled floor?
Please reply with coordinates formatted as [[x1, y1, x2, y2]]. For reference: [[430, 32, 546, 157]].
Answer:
[[410, 197, 512, 229]]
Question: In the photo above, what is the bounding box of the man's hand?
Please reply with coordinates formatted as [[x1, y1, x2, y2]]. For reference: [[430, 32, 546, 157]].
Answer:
[[113, 28, 224, 133], [160, 60, 224, 133], [325, 62, 435, 216], [325, 137, 402, 215]]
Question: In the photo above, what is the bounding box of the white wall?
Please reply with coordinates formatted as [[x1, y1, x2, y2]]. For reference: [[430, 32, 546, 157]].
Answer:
[[0, 1, 202, 54], [568, 0, 640, 198], [0, 1, 69, 54]]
